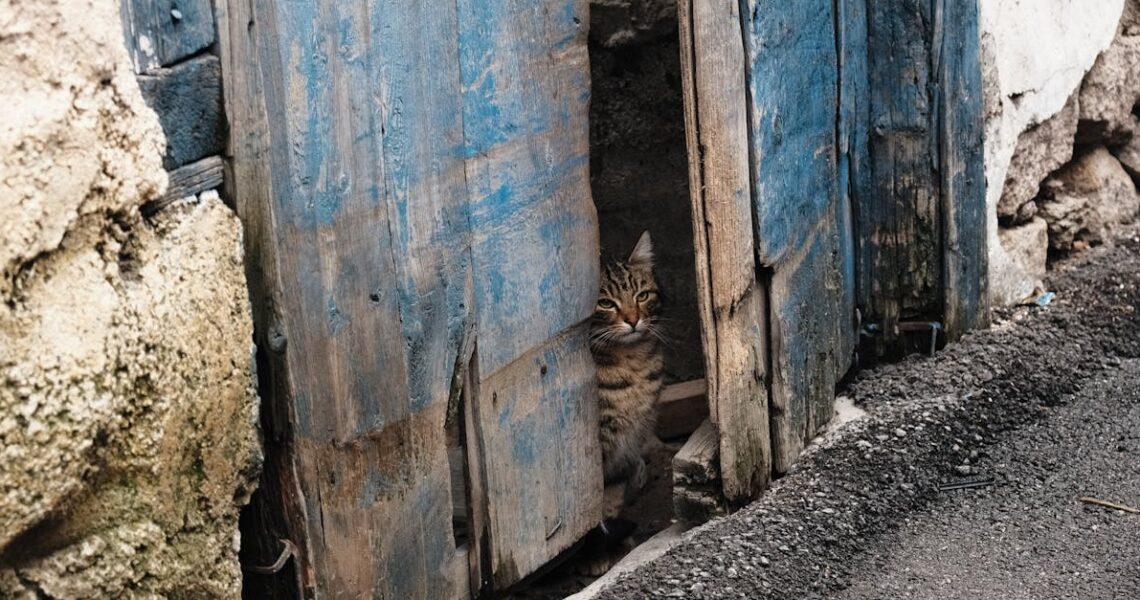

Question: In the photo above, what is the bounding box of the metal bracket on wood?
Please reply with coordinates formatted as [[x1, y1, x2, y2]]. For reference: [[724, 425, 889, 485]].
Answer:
[[243, 538, 297, 575]]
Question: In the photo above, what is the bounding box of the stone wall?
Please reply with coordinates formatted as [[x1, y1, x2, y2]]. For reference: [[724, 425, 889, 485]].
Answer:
[[983, 0, 1140, 304], [0, 0, 259, 596]]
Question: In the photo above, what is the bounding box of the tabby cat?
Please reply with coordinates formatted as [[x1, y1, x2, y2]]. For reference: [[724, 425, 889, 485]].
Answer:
[[572, 231, 665, 577], [591, 230, 664, 493]]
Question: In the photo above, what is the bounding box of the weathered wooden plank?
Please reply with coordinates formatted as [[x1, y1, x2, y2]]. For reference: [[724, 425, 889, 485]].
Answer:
[[137, 54, 224, 170], [216, 0, 305, 596], [142, 155, 224, 216], [851, 0, 988, 354], [656, 379, 709, 440], [220, 0, 472, 597], [838, 0, 869, 362], [739, 0, 854, 474], [678, 0, 771, 504], [457, 0, 598, 377], [671, 419, 725, 523], [935, 0, 990, 337], [121, 0, 216, 73], [672, 419, 719, 486], [468, 326, 601, 589], [864, 1, 943, 354], [453, 0, 602, 591]]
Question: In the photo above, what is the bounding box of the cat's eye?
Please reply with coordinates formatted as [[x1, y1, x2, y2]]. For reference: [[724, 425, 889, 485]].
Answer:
[[597, 298, 616, 309], [636, 291, 652, 302]]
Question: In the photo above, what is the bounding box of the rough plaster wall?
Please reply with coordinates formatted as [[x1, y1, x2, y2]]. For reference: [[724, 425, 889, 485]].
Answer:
[[589, 0, 705, 383], [0, 0, 259, 596], [980, 0, 1125, 304]]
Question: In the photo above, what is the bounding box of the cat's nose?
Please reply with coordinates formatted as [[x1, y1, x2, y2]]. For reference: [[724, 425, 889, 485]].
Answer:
[[623, 316, 639, 328]]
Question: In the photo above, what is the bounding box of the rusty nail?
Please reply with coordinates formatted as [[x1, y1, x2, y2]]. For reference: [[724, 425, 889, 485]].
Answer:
[[244, 538, 297, 575]]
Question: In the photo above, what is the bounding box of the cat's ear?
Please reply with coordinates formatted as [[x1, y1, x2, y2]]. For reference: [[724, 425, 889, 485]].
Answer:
[[628, 231, 653, 267]]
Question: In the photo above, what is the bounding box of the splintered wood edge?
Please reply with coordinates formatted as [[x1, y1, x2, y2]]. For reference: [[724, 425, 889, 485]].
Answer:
[[672, 418, 719, 486]]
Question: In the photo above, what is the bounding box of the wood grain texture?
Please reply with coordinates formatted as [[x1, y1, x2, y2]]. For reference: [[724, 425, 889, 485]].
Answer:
[[137, 54, 224, 170], [850, 0, 989, 353], [935, 0, 990, 337], [656, 379, 709, 440], [221, 0, 472, 597], [739, 0, 855, 474], [838, 0, 869, 359], [468, 327, 601, 589], [858, 1, 942, 354], [678, 0, 771, 504], [224, 0, 601, 596], [142, 155, 224, 216], [457, 0, 598, 376], [455, 1, 601, 589], [121, 0, 216, 73], [671, 419, 725, 523]]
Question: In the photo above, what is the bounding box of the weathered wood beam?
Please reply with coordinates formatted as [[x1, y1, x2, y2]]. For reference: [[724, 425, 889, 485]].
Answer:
[[656, 379, 708, 440], [678, 0, 771, 506], [672, 419, 726, 524]]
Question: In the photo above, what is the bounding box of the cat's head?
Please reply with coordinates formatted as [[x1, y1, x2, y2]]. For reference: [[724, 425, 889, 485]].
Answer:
[[592, 231, 662, 349]]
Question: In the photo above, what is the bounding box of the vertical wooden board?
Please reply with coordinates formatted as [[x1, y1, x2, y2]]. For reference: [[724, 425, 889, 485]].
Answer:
[[766, 221, 851, 473], [739, 1, 853, 473], [470, 327, 602, 589], [857, 1, 943, 353], [222, 0, 472, 597], [457, 0, 598, 376], [740, 0, 840, 266], [838, 0, 870, 346], [678, 0, 771, 504], [121, 0, 216, 73], [217, 0, 310, 595], [455, 0, 602, 588], [935, 0, 990, 337]]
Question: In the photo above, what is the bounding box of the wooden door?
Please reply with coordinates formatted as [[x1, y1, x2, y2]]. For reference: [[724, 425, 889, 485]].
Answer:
[[455, 0, 601, 594], [219, 0, 598, 597], [680, 0, 987, 500], [845, 0, 990, 353], [738, 0, 858, 475]]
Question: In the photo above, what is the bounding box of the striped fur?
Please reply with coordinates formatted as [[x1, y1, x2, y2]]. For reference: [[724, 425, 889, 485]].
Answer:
[[591, 231, 664, 489]]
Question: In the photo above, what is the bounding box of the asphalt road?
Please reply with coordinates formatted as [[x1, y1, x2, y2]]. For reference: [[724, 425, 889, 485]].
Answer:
[[836, 359, 1140, 600], [594, 238, 1140, 599]]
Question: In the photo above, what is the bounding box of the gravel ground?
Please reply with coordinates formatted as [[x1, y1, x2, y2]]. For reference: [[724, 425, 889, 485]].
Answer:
[[594, 236, 1140, 600]]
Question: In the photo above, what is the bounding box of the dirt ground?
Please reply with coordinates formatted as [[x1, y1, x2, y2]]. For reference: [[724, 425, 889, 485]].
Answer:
[[583, 233, 1140, 599]]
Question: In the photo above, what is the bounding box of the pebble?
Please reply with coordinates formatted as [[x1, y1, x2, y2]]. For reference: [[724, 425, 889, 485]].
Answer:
[[956, 465, 973, 475], [894, 428, 907, 437], [760, 556, 771, 566]]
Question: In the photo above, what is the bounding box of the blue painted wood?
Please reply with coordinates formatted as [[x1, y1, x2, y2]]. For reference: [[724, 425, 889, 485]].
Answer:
[[838, 0, 870, 353], [224, 0, 600, 595], [223, 0, 473, 596], [739, 0, 855, 473], [935, 0, 990, 335], [456, 0, 601, 589], [458, 0, 597, 377]]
